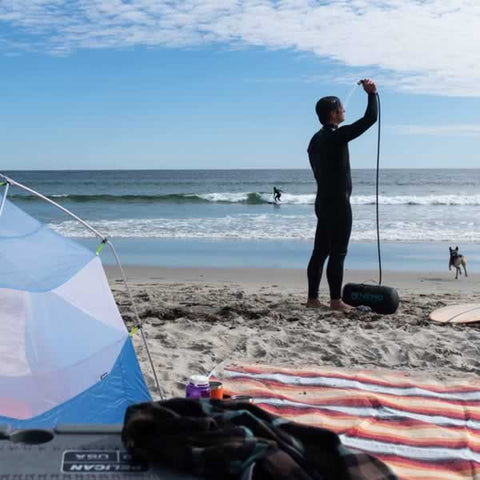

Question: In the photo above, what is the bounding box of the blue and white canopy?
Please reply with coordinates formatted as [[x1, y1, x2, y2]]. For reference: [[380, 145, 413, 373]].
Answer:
[[0, 198, 151, 427]]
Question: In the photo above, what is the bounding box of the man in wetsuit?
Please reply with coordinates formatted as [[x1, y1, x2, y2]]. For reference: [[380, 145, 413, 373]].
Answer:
[[306, 79, 378, 311]]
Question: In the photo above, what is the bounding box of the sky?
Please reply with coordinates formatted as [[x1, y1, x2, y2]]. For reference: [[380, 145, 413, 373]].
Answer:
[[1, 0, 480, 170]]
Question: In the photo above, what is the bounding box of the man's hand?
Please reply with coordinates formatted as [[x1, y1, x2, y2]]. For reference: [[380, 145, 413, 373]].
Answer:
[[360, 79, 377, 94]]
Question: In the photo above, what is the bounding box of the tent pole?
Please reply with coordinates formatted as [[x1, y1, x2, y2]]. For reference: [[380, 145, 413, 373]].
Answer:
[[0, 173, 164, 400], [107, 240, 164, 400], [0, 182, 10, 218]]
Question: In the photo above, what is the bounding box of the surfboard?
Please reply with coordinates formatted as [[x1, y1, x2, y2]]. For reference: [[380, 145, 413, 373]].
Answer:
[[429, 303, 480, 324]]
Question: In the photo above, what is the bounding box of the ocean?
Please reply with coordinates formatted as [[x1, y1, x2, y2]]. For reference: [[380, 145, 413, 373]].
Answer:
[[2, 169, 480, 271]]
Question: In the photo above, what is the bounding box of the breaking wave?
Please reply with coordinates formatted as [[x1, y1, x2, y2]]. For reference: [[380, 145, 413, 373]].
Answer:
[[10, 192, 480, 206], [50, 214, 480, 243]]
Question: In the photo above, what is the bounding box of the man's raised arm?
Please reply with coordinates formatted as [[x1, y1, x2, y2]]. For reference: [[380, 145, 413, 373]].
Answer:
[[335, 79, 378, 143]]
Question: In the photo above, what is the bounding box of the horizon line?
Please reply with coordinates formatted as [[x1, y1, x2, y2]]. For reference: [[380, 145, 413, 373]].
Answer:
[[2, 167, 480, 172]]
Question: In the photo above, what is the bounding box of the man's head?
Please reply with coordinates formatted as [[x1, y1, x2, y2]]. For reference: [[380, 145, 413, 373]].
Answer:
[[315, 96, 345, 126]]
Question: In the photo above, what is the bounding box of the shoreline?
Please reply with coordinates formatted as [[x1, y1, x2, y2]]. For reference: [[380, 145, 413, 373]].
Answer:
[[89, 239, 480, 271], [106, 265, 479, 295]]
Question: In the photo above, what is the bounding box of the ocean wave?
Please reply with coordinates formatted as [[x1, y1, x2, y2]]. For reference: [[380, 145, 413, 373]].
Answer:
[[10, 193, 213, 204], [9, 192, 314, 205], [10, 192, 480, 206], [352, 195, 480, 206], [49, 215, 480, 243]]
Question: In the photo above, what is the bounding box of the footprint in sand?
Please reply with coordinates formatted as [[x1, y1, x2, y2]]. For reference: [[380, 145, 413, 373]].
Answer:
[[188, 342, 211, 352]]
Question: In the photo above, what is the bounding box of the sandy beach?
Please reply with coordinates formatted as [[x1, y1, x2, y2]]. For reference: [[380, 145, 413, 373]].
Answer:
[[106, 266, 480, 399]]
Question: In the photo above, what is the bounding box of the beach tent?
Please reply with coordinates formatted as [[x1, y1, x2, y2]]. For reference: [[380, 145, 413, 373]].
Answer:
[[0, 180, 153, 428]]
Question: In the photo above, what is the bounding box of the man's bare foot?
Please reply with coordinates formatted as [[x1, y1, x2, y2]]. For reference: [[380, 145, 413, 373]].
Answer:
[[306, 298, 324, 308], [330, 299, 354, 312]]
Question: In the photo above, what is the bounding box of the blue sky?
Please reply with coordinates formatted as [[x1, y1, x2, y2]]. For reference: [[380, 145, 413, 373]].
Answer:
[[1, 0, 480, 170]]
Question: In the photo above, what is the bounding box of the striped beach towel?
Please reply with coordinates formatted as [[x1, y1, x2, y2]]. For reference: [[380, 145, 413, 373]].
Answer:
[[215, 364, 480, 480]]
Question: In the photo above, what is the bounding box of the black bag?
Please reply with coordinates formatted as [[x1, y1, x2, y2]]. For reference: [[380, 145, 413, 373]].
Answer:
[[343, 283, 399, 314]]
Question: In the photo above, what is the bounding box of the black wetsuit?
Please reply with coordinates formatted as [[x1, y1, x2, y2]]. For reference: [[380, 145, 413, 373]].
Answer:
[[307, 93, 378, 299]]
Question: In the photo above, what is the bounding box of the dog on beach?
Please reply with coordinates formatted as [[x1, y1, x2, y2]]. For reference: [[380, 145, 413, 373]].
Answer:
[[449, 246, 468, 280]]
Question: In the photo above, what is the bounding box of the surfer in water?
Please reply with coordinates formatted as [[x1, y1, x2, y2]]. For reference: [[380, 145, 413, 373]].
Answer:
[[273, 186, 283, 203]]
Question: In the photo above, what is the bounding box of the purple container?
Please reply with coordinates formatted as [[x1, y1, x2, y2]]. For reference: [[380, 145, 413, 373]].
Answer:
[[186, 375, 211, 398]]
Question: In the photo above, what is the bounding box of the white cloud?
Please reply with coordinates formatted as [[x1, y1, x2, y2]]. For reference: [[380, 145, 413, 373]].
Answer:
[[389, 124, 480, 136], [1, 1, 480, 96]]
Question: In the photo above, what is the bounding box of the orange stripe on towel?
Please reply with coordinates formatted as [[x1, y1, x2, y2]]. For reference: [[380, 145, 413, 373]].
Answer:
[[219, 364, 480, 480]]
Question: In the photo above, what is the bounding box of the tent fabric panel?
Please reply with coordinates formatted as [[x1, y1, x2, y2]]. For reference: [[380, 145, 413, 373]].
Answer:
[[52, 257, 127, 334], [0, 196, 151, 427], [116, 337, 153, 408], [26, 290, 127, 372], [0, 289, 30, 376], [0, 197, 41, 238], [0, 200, 94, 292], [0, 338, 151, 428], [0, 338, 128, 419]]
